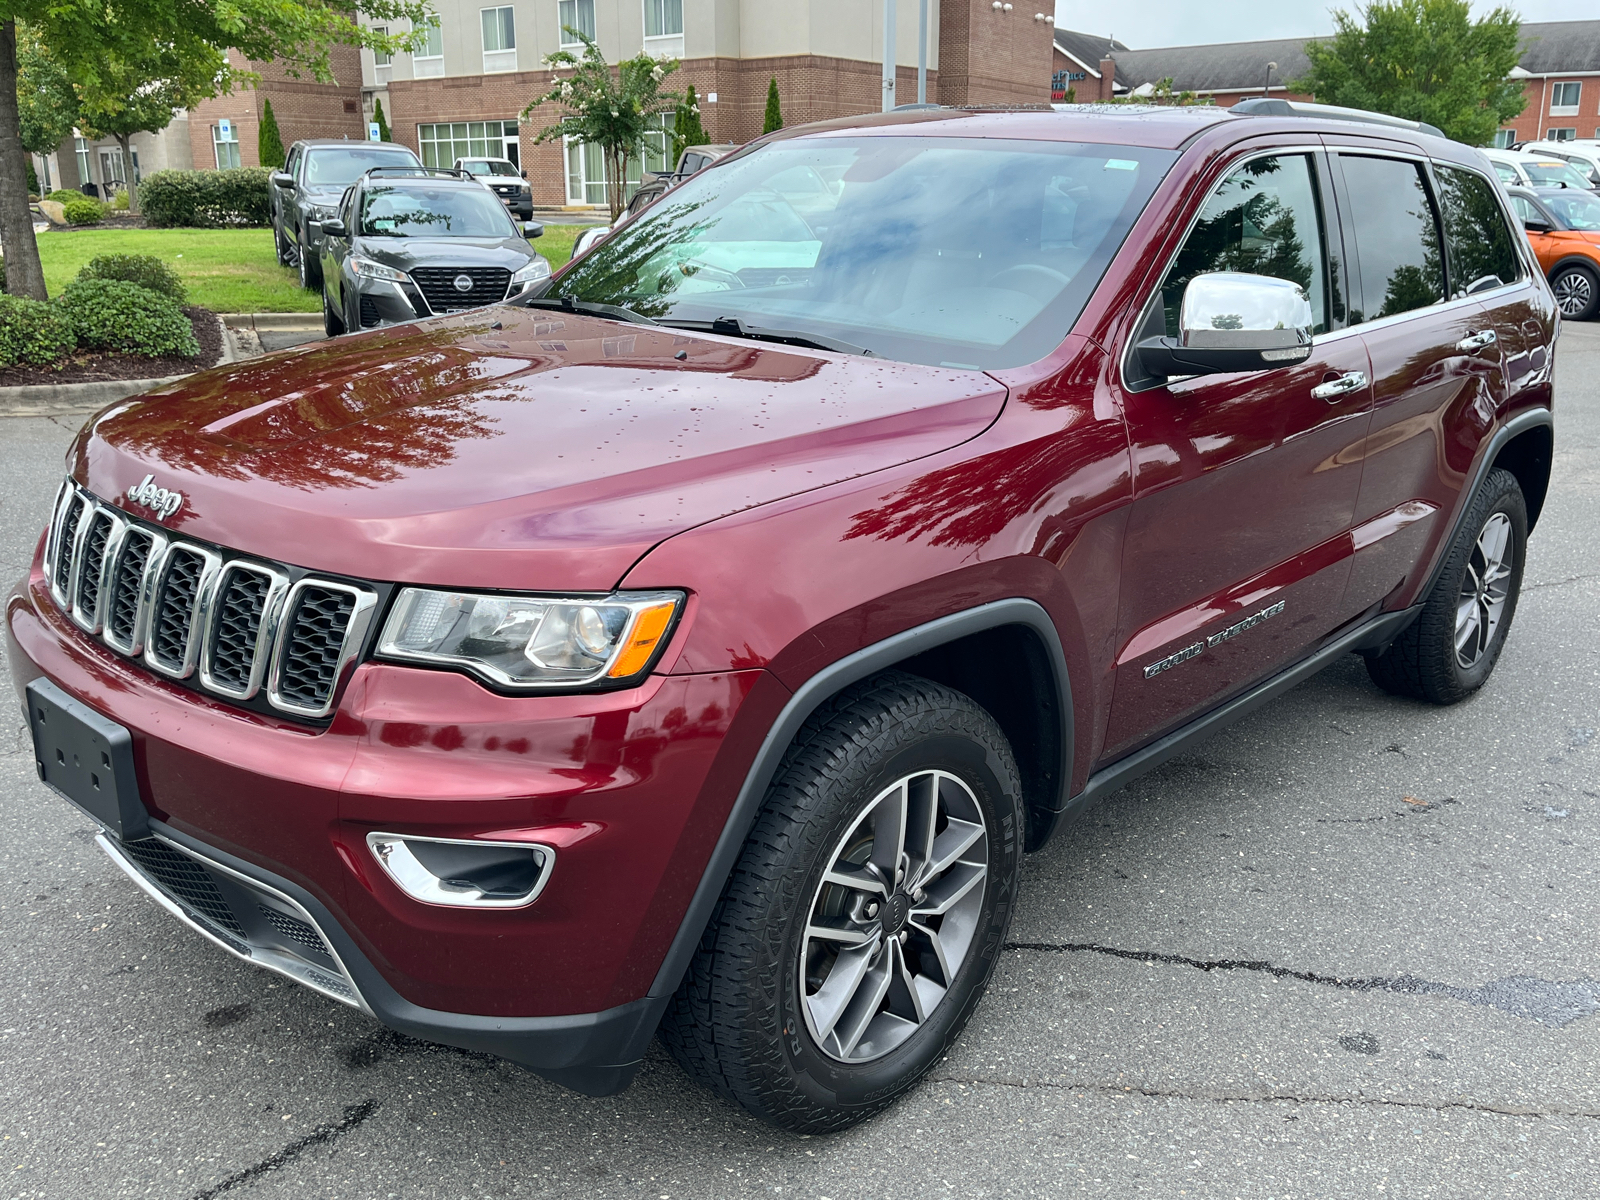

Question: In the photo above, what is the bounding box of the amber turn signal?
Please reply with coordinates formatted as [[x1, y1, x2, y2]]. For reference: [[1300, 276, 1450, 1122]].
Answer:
[[607, 601, 679, 678]]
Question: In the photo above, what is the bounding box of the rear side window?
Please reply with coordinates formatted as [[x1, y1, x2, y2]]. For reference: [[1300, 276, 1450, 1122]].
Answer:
[[1338, 156, 1444, 323], [1160, 153, 1329, 336], [1434, 165, 1521, 295]]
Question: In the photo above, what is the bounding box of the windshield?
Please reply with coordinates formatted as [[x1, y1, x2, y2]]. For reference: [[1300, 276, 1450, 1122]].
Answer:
[[359, 185, 516, 238], [1543, 188, 1600, 230], [1523, 159, 1592, 189], [305, 147, 422, 188], [463, 160, 518, 177], [548, 136, 1177, 368]]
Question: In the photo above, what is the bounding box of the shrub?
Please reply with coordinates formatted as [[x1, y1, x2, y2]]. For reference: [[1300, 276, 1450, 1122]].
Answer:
[[46, 189, 81, 203], [25, 161, 37, 195], [112, 188, 130, 211], [78, 253, 187, 302], [62, 195, 104, 225], [140, 167, 271, 228], [60, 279, 198, 358], [0, 294, 77, 367]]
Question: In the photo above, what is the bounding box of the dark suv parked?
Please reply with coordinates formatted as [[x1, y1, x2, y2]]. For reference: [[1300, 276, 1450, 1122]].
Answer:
[[318, 169, 549, 336], [269, 139, 424, 290], [9, 101, 1555, 1134]]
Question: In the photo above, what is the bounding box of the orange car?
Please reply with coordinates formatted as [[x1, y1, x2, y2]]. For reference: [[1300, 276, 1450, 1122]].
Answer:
[[1506, 184, 1600, 319]]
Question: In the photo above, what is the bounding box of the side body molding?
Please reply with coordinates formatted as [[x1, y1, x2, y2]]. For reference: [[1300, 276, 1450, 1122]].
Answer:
[[645, 598, 1073, 1004]]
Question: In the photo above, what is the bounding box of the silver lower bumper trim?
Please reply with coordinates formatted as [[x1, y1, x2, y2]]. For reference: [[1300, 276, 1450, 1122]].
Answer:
[[96, 832, 372, 1014]]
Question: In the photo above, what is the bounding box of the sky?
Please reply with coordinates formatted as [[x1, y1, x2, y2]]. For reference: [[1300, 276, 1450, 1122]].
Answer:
[[1056, 0, 1597, 50]]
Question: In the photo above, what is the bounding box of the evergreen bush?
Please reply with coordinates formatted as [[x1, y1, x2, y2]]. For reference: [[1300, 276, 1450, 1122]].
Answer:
[[139, 168, 272, 227], [59, 279, 198, 358], [0, 295, 77, 366], [78, 254, 187, 302]]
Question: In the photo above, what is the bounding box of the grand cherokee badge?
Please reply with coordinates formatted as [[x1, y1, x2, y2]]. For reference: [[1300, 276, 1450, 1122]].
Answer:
[[125, 474, 184, 521]]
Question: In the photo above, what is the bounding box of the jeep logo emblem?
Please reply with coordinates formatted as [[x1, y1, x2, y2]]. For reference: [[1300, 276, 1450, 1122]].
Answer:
[[453, 274, 474, 293], [125, 474, 184, 522]]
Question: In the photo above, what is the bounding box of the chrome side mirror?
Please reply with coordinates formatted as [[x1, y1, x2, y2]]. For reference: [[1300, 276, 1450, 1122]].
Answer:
[[1138, 272, 1315, 378]]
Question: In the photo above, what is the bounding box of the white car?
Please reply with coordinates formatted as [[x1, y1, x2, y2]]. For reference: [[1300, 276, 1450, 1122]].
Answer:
[[1482, 147, 1594, 190], [1519, 140, 1600, 186]]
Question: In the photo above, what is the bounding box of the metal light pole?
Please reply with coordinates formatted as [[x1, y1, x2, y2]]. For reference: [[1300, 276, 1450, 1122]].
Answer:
[[917, 0, 928, 105], [1263, 61, 1277, 97], [883, 0, 898, 112]]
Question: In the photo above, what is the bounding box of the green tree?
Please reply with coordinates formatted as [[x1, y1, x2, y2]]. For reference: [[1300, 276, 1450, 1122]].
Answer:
[[258, 97, 285, 168], [763, 76, 783, 134], [1294, 0, 1524, 145], [15, 25, 75, 178], [372, 96, 392, 143], [0, 1, 431, 299], [671, 82, 708, 163], [524, 30, 680, 222]]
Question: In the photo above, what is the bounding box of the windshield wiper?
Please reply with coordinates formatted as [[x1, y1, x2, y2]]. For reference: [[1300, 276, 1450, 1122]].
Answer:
[[515, 295, 660, 326], [659, 315, 874, 357]]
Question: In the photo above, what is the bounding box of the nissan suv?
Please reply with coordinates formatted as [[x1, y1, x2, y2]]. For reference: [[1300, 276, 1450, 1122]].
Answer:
[[8, 99, 1556, 1134]]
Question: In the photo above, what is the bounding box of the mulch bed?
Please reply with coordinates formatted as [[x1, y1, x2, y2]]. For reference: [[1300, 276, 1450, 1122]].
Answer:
[[0, 306, 224, 387]]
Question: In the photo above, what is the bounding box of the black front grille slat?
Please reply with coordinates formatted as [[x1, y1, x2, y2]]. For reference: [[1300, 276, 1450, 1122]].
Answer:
[[277, 587, 357, 709], [208, 569, 271, 690], [118, 838, 248, 939], [411, 266, 511, 312], [54, 495, 87, 595], [150, 549, 205, 670], [108, 530, 154, 645], [75, 512, 113, 617]]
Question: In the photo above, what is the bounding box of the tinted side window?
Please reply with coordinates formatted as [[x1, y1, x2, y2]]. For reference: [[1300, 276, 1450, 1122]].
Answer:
[[285, 147, 301, 178], [1338, 156, 1444, 323], [1161, 153, 1329, 336], [1434, 165, 1521, 294]]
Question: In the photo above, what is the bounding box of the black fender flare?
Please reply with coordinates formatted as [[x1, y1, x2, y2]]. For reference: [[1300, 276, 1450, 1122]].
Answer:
[[1546, 255, 1600, 283]]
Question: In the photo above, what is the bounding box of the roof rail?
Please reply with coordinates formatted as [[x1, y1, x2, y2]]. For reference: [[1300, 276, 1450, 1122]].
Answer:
[[359, 166, 466, 181], [1229, 97, 1446, 141]]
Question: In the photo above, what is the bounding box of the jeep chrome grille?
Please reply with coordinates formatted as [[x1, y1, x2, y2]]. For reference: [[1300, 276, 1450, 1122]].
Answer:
[[43, 483, 377, 719]]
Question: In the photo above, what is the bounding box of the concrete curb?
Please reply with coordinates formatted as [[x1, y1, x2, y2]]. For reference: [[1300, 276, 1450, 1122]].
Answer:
[[0, 311, 236, 418], [220, 312, 323, 331]]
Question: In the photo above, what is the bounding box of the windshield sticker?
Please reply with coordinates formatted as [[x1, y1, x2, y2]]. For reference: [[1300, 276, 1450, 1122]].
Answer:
[[1104, 159, 1139, 171]]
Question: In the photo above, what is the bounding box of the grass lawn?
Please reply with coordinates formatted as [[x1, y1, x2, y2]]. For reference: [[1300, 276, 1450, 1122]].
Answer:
[[34, 224, 589, 314]]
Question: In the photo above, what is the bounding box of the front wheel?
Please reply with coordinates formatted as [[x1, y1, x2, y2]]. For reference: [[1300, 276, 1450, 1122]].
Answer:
[[660, 672, 1023, 1133], [274, 221, 293, 267], [322, 285, 345, 338], [1551, 262, 1599, 321], [298, 229, 322, 290], [1365, 467, 1527, 704]]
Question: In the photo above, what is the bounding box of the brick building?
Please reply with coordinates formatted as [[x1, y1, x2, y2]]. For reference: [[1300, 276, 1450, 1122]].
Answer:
[[365, 0, 1056, 208], [187, 47, 367, 170], [1052, 20, 1600, 148]]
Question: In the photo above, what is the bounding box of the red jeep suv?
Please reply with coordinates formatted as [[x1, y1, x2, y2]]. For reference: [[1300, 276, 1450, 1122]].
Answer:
[[7, 100, 1555, 1133]]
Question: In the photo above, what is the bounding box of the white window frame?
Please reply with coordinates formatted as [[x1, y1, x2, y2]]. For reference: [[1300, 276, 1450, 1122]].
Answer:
[[213, 123, 241, 170], [1492, 129, 1516, 149], [559, 0, 595, 46], [1550, 81, 1581, 117], [373, 25, 391, 69], [642, 0, 683, 57], [1547, 128, 1577, 142], [480, 6, 516, 72], [74, 135, 91, 186], [414, 19, 444, 78], [418, 120, 520, 169]]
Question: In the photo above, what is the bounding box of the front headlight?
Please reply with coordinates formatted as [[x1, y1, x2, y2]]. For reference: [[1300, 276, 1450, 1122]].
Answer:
[[352, 258, 411, 282], [310, 205, 339, 222], [376, 588, 683, 689], [511, 259, 551, 285]]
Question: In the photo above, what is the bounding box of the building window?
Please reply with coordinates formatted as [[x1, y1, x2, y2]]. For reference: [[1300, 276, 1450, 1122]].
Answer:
[[1550, 81, 1581, 116], [644, 0, 683, 40], [563, 117, 667, 205], [1547, 128, 1577, 142], [373, 26, 391, 68], [418, 120, 520, 168], [559, 0, 595, 45], [481, 6, 516, 72], [74, 136, 91, 186], [213, 123, 241, 169], [1492, 129, 1516, 149], [414, 19, 444, 77]]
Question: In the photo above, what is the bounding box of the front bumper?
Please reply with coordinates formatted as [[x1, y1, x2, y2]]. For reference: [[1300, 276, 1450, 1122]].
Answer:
[[8, 548, 767, 1093]]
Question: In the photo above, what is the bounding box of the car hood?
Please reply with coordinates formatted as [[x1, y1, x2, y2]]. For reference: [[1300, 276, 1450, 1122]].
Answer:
[[355, 237, 539, 271], [71, 309, 1007, 591]]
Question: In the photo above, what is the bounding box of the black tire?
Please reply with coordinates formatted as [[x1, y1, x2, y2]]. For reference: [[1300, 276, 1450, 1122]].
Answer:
[[660, 671, 1023, 1134], [274, 221, 292, 267], [1365, 467, 1527, 704], [298, 228, 322, 290], [1550, 262, 1600, 321], [322, 285, 345, 338]]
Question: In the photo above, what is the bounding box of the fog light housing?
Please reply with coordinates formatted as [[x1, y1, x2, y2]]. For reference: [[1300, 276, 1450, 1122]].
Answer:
[[366, 833, 553, 909]]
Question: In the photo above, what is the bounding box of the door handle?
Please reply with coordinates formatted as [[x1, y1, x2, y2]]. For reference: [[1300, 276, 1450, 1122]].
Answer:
[[1456, 329, 1498, 352], [1311, 371, 1368, 402]]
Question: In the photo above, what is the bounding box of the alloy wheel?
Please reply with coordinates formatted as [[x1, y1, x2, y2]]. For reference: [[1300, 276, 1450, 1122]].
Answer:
[[1455, 511, 1514, 668], [799, 769, 989, 1063], [1553, 269, 1593, 317]]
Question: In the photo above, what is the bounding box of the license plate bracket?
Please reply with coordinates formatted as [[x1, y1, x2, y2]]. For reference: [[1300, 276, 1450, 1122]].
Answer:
[[25, 678, 148, 840]]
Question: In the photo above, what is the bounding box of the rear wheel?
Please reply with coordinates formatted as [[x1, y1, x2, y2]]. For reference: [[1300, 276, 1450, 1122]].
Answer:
[[1551, 262, 1599, 320], [322, 285, 345, 338], [660, 672, 1023, 1133], [1365, 468, 1527, 704]]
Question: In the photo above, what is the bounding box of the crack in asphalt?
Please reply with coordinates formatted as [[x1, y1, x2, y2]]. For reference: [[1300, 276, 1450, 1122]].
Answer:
[[1006, 942, 1600, 1027], [1525, 571, 1600, 592], [187, 1099, 379, 1199], [927, 1074, 1600, 1119]]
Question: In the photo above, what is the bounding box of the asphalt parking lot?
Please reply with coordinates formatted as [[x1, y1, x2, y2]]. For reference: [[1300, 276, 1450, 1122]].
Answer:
[[0, 324, 1597, 1199]]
